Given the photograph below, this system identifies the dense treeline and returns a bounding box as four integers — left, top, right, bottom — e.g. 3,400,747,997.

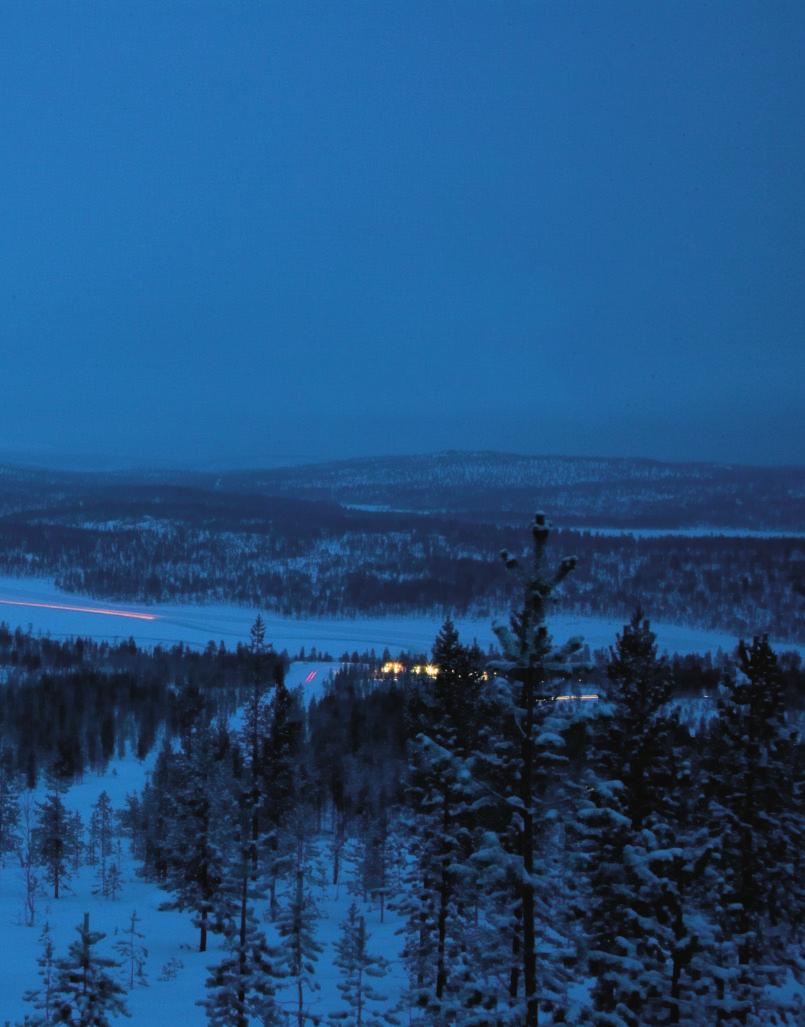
0,501,801,640
214,452,805,530
0,629,287,788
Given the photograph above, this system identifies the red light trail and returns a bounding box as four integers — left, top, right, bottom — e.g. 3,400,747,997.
0,599,157,622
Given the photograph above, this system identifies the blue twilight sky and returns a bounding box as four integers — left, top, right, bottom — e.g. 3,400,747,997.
0,1,803,469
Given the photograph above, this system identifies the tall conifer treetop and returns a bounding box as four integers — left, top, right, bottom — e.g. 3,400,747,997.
488,512,583,1027
492,511,581,687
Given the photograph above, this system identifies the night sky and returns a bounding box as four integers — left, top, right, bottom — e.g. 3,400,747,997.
0,2,802,468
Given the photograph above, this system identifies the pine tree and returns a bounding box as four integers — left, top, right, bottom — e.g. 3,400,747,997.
201,759,284,1027
19,793,39,928
261,667,301,921
0,764,21,865
483,513,582,1026
89,793,114,899
397,736,477,1024
105,862,122,901
35,794,71,900
703,635,804,1025
23,921,57,1026
277,866,323,1027
350,810,396,923
113,911,147,990
577,610,716,1026
329,903,390,1027
160,719,229,952
429,618,484,756
135,742,175,884
200,858,283,1027
242,614,272,874
396,621,487,1022
66,813,83,874
51,912,129,1026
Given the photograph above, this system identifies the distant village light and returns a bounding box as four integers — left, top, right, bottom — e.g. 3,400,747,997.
379,661,438,677
377,660,596,699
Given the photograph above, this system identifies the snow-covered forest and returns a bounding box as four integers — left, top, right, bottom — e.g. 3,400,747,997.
0,514,801,1026
0,462,801,644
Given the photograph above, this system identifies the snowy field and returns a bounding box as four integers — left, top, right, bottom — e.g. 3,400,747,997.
0,575,800,660
0,803,405,1025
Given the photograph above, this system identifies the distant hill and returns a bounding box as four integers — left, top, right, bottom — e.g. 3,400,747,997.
0,450,802,529
0,454,801,640
211,451,805,530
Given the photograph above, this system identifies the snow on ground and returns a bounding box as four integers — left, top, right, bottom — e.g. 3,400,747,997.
284,660,339,703
0,817,405,1025
0,575,800,659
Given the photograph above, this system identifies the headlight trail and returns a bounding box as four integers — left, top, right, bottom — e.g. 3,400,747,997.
0,598,158,622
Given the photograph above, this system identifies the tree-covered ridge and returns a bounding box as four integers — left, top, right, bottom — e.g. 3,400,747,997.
0,507,801,640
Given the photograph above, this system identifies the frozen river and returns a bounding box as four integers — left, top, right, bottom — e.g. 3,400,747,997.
0,574,801,659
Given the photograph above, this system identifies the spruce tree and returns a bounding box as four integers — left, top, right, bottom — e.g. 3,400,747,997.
160,719,229,952
703,635,803,1025
329,903,390,1027
51,913,129,1026
277,865,323,1027
200,856,283,1027
350,809,396,923
484,513,581,1026
261,667,301,920
397,620,485,1022
23,921,57,1026
397,734,477,1024
202,763,283,1027
113,911,147,990
429,618,484,757
578,610,715,1026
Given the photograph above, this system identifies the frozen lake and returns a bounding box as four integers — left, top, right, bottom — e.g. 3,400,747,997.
0,574,801,659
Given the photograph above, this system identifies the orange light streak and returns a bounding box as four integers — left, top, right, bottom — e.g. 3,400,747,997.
0,599,157,622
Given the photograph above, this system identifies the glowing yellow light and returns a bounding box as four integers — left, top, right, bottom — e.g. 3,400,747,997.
0,599,158,622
